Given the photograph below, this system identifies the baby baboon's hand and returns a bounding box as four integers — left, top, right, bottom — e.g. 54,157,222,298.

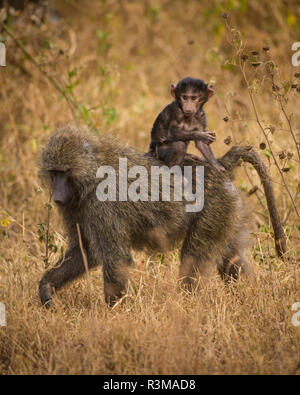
195,131,216,145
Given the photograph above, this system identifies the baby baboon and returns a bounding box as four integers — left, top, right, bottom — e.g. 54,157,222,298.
39,127,286,308
147,77,225,172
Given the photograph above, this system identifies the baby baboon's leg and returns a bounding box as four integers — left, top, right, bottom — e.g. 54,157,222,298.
102,253,133,307
157,141,186,167
39,246,90,308
217,248,251,282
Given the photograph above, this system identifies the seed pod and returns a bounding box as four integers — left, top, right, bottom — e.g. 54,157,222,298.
262,46,270,52
259,143,266,150
269,126,276,134
224,136,232,145
223,116,229,122
282,167,290,173
241,54,248,61
252,62,261,67
248,185,259,196
251,51,259,55
295,73,300,78
291,84,297,89
278,150,286,160
287,151,293,159
272,85,280,91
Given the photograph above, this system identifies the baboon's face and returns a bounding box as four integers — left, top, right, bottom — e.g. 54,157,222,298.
50,170,73,206
178,90,204,117
170,79,215,117
40,129,100,204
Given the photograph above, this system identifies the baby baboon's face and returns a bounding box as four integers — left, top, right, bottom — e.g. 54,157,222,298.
170,77,215,117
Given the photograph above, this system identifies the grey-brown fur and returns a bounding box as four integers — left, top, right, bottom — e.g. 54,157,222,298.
146,77,225,172
38,126,286,307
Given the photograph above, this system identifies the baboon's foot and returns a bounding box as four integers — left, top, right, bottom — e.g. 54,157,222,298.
39,279,53,309
179,255,198,293
179,276,197,294
104,282,127,308
218,253,253,283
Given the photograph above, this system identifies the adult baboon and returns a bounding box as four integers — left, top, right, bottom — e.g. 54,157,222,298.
38,126,286,307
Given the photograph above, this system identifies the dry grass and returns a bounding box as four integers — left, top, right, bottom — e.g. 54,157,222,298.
0,0,300,374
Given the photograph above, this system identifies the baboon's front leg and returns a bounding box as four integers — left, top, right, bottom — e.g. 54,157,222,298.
39,246,88,308
102,255,133,307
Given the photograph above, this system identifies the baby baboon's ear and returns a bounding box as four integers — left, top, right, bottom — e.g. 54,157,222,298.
170,84,176,98
207,84,215,97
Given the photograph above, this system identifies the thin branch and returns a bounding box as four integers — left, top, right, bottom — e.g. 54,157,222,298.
44,193,52,269
243,73,300,219
76,223,94,294
283,189,299,225
223,17,300,220
278,96,300,162
1,23,99,131
1,23,78,121
76,223,89,278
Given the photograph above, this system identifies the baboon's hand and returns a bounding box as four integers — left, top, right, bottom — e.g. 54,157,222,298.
195,131,216,145
39,279,53,309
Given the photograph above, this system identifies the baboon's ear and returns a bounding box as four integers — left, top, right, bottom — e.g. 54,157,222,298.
170,84,176,98
83,140,92,154
207,84,215,97
83,140,90,149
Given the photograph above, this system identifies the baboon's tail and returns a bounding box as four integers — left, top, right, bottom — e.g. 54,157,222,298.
219,145,287,259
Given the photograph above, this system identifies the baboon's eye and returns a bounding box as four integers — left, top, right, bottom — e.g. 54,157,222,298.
191,96,197,101
49,170,70,180
182,95,188,100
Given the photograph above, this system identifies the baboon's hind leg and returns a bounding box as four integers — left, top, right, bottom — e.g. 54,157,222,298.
217,248,251,282
179,235,217,293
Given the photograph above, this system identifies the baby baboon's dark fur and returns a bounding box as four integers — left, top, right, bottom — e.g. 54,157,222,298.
39,127,286,307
